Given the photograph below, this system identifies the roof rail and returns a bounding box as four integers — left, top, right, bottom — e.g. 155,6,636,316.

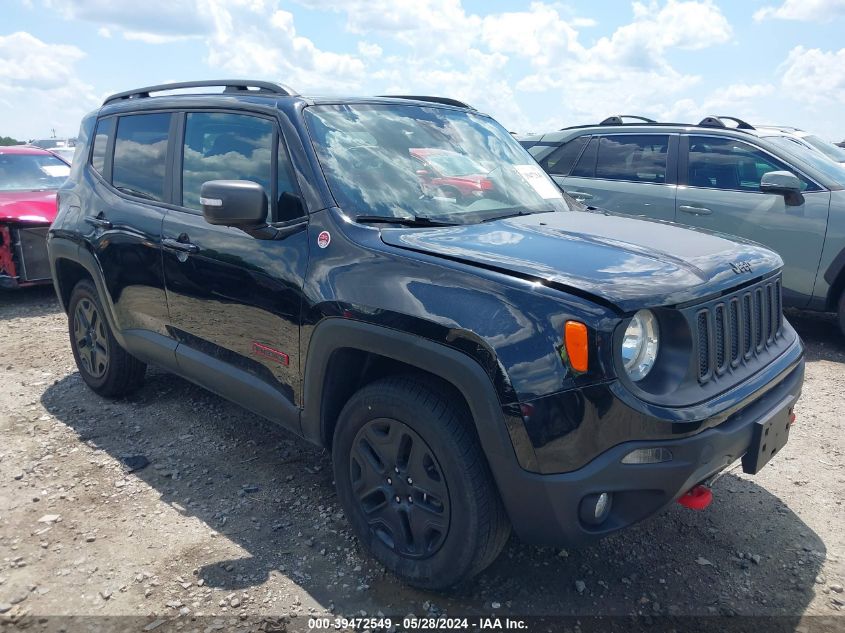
378,95,474,109
599,115,657,125
698,115,755,130
103,80,299,105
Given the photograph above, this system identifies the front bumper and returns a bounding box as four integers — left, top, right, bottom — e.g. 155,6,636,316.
497,338,804,547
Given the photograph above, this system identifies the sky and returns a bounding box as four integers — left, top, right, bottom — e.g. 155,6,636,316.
2,0,845,141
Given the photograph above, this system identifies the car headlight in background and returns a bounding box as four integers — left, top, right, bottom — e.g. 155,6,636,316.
621,309,659,381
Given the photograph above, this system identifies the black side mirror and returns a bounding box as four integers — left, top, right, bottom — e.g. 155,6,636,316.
201,180,267,227
760,171,804,206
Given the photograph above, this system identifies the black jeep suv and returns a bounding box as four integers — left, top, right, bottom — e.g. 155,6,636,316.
48,80,805,590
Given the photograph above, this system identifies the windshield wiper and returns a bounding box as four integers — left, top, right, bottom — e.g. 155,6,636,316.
115,186,158,202
355,215,458,227
479,209,541,223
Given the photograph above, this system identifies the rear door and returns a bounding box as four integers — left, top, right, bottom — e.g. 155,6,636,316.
85,112,173,349
161,110,308,428
556,133,678,221
677,135,830,307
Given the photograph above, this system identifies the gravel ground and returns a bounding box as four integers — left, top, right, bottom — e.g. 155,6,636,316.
1,287,844,631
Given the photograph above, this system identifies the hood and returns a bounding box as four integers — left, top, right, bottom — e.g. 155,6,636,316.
0,190,58,224
379,210,783,312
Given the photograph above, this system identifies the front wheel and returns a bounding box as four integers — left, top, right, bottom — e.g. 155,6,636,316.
68,279,146,397
332,376,510,590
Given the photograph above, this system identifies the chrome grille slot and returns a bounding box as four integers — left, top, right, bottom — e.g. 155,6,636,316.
695,276,784,384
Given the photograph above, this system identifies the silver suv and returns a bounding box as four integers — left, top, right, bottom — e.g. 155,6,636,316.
521,115,845,335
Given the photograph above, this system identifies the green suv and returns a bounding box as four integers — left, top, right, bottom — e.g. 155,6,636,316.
522,115,845,336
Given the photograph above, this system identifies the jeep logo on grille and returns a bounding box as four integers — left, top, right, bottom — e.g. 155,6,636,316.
730,261,753,275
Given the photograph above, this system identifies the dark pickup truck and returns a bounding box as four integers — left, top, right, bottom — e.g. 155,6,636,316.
48,80,804,590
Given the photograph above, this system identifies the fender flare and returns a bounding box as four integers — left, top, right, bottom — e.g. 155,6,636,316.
49,237,128,349
823,245,845,310
300,317,538,477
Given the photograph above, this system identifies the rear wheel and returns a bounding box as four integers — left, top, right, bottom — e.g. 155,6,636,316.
332,376,510,590
68,280,146,397
839,290,845,338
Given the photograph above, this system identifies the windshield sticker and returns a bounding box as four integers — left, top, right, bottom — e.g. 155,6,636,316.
514,164,562,199
41,165,70,178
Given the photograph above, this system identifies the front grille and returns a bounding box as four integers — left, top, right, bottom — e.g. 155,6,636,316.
16,227,51,281
695,277,782,383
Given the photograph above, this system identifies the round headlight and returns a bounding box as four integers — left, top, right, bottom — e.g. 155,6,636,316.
621,310,659,381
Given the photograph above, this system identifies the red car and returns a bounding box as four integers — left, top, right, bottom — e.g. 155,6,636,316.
0,146,70,288
410,148,493,200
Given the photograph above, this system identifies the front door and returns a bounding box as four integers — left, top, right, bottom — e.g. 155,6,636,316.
161,111,308,426
677,135,830,307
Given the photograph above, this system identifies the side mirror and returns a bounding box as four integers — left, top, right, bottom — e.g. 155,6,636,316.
201,180,267,227
760,171,804,206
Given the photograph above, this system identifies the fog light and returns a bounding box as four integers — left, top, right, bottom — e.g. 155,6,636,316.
580,492,612,525
621,447,673,464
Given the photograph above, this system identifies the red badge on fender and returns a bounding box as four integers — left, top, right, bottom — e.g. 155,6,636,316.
317,231,331,248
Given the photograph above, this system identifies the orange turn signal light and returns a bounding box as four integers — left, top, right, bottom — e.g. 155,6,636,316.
564,321,589,373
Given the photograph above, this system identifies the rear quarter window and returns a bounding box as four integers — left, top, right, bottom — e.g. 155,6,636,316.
91,117,115,176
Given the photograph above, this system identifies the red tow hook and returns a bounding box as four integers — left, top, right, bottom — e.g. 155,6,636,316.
677,484,713,510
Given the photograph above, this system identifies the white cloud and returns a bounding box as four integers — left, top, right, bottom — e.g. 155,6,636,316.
754,0,845,22
97,26,111,38
42,0,215,36
0,31,98,138
779,46,845,104
357,41,383,58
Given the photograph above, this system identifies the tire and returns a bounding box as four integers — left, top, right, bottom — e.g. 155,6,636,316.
839,290,845,339
68,279,146,397
332,375,511,590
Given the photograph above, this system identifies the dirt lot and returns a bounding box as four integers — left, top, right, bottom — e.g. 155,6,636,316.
1,287,844,631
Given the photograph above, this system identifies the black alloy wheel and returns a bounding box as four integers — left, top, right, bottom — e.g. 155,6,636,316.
73,296,109,378
350,417,451,558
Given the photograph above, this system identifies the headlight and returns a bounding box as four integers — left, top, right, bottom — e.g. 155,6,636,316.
621,309,659,381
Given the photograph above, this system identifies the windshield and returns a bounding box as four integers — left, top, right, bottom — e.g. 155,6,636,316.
803,134,845,163
0,153,70,192
764,136,845,186
305,103,572,223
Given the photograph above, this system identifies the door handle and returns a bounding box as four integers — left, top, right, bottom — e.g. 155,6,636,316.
162,237,199,254
85,215,112,230
678,205,712,216
566,191,593,200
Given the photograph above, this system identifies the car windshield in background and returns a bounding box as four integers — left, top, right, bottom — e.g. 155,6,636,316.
0,153,70,192
304,103,572,224
765,136,845,186
802,135,845,163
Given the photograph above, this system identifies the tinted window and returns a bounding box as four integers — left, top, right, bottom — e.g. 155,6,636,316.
596,135,668,183
688,136,811,192
182,112,275,213
91,117,114,176
112,113,171,201
540,136,589,175
571,136,598,177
